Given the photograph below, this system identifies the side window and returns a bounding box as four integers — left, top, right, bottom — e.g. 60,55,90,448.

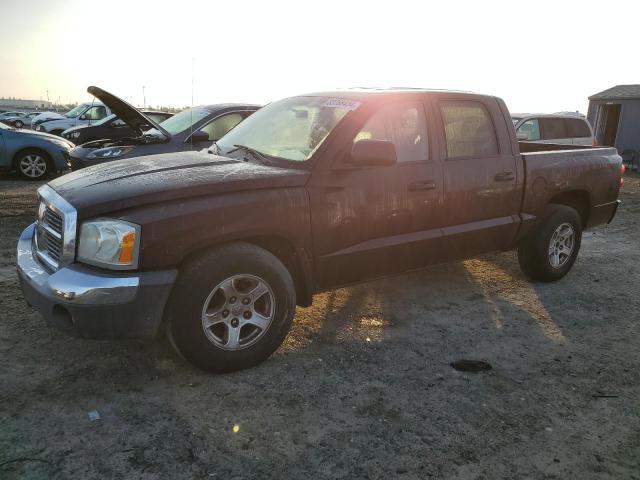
566,118,591,138
440,101,498,158
84,106,107,120
540,118,567,139
199,113,244,141
517,119,541,140
354,103,428,163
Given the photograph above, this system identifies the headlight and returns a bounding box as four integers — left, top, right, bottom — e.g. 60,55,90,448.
87,146,134,159
67,131,81,139
77,219,140,270
35,125,43,131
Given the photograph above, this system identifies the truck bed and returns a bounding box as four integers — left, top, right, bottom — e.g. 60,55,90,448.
517,141,621,233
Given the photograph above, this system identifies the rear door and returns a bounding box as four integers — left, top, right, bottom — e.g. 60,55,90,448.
309,98,444,289
435,95,520,257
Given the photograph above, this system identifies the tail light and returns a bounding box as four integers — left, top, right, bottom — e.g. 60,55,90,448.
620,163,626,188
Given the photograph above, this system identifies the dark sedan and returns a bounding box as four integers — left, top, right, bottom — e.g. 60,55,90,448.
68,87,259,170
62,111,173,145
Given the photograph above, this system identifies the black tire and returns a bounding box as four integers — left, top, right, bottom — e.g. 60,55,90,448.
167,243,296,373
518,204,582,282
13,120,24,128
15,149,51,180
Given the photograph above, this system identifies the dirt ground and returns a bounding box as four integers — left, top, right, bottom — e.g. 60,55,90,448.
1,172,639,480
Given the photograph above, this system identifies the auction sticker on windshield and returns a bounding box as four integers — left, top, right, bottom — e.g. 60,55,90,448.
322,98,361,110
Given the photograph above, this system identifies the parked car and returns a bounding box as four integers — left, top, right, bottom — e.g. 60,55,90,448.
0,111,23,120
61,111,174,145
2,111,40,128
17,89,623,373
512,114,594,145
31,102,112,136
0,121,74,179
67,86,259,169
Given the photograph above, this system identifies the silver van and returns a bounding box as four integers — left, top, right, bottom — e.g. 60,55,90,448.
512,114,593,145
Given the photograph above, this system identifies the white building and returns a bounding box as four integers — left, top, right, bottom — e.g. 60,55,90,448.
0,98,53,110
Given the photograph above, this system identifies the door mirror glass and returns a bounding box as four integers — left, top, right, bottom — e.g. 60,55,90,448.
190,130,210,143
349,140,397,167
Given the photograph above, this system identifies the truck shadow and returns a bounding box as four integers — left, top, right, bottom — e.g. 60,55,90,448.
285,251,568,356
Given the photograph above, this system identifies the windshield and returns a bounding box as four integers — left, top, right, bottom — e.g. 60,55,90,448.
65,104,87,118
217,96,356,162
158,107,211,135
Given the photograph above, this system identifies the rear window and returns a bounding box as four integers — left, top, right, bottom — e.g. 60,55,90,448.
566,118,591,138
440,101,498,158
540,118,567,139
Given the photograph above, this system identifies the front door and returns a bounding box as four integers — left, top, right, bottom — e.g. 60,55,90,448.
309,100,444,290
436,97,520,259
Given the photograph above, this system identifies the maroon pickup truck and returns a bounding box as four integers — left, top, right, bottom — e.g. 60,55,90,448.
17,89,624,372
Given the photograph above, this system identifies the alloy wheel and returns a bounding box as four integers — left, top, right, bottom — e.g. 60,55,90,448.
19,154,47,179
548,222,575,268
201,274,275,350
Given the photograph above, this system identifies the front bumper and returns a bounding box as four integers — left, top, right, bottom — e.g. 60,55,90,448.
16,223,177,339
51,148,73,171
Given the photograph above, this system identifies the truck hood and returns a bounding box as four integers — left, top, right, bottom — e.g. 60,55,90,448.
48,151,310,218
87,86,169,139
32,112,65,123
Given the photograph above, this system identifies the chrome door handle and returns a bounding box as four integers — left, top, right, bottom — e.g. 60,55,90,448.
408,180,436,191
494,172,515,182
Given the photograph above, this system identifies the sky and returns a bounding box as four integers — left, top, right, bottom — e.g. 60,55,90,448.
0,0,637,114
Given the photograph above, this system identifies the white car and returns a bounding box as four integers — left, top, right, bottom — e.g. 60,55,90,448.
512,114,594,146
0,111,39,128
31,102,112,136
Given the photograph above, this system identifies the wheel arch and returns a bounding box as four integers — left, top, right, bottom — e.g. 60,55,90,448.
12,147,53,171
178,235,314,308
548,190,590,227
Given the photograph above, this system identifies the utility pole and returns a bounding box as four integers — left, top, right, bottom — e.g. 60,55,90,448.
46,90,50,104
142,86,146,108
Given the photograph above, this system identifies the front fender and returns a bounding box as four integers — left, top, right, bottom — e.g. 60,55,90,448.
111,187,313,272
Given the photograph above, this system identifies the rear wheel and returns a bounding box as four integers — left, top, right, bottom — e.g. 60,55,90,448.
518,204,582,282
13,120,24,128
15,149,51,180
167,243,296,373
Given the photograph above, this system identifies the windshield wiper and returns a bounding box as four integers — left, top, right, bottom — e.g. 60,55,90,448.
227,144,272,165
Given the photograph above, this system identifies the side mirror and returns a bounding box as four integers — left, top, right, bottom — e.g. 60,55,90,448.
190,131,210,143
516,132,528,141
348,139,397,167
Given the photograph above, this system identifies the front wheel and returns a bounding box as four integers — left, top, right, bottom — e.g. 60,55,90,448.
518,204,582,282
13,120,24,128
15,149,51,180
167,243,296,373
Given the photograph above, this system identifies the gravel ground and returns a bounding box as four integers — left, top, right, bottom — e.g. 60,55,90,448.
1,172,639,479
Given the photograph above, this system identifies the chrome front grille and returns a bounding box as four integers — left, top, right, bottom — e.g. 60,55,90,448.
44,208,63,233
38,206,63,264
34,185,77,271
